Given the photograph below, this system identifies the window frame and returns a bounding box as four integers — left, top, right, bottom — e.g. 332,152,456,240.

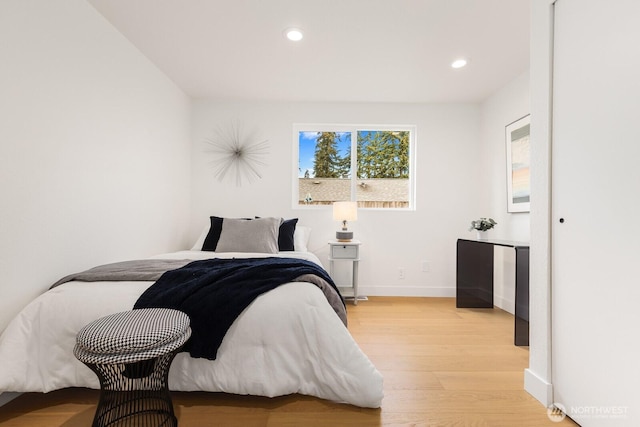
292,123,417,211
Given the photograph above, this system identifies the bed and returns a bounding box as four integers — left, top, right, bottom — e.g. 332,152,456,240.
0,217,384,408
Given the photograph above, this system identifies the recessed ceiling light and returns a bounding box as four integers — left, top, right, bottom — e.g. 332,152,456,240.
451,58,468,69
285,28,304,42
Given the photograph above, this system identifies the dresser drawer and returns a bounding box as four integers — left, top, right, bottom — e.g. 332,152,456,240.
331,244,358,259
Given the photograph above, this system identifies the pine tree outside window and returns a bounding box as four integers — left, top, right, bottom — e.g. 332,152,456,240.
294,124,416,209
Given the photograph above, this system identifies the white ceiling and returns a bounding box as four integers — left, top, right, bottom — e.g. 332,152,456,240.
88,0,530,104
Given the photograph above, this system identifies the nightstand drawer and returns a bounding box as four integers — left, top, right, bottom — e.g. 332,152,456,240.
331,244,358,259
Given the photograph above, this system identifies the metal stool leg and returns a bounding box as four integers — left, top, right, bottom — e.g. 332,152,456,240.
86,349,180,427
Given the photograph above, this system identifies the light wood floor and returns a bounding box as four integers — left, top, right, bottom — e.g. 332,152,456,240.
0,297,577,426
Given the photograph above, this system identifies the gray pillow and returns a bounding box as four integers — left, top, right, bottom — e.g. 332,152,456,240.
215,217,280,253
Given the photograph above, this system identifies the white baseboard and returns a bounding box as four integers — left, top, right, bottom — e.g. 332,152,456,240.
0,392,21,407
524,368,553,407
357,286,455,297
494,296,515,315
357,288,515,309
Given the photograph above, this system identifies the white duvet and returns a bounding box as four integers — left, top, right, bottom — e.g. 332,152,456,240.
0,251,383,408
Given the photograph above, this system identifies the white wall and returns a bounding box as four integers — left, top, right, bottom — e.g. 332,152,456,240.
479,71,531,313
0,0,192,331
190,100,482,296
480,71,531,243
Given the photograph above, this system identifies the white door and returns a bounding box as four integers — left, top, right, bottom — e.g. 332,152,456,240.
552,1,640,426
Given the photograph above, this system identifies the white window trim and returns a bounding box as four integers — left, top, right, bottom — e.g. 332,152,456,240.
292,123,417,211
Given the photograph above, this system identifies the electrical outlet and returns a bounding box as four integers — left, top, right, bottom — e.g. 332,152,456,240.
421,261,430,272
398,268,405,279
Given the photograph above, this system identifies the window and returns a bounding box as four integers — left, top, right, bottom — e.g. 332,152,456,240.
294,124,416,209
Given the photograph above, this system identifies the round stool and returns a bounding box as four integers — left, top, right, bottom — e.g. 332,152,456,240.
74,308,191,427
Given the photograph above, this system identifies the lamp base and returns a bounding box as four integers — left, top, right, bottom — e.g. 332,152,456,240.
336,231,353,241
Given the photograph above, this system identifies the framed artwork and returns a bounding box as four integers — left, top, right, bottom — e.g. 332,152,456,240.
505,114,530,213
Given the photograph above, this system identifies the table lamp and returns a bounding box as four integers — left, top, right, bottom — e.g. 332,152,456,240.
333,201,357,241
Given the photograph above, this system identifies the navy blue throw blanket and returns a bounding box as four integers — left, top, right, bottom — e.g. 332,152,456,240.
134,257,343,360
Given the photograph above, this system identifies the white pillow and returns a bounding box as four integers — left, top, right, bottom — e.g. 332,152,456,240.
293,225,312,252
215,217,280,253
191,225,210,251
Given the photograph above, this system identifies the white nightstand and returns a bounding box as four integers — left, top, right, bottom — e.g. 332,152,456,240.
328,240,361,305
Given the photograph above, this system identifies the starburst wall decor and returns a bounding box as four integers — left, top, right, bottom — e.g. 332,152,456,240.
204,121,269,186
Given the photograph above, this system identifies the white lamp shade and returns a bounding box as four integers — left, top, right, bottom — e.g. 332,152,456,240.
333,201,358,222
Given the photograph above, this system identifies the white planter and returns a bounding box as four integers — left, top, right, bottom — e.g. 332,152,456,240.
476,230,488,240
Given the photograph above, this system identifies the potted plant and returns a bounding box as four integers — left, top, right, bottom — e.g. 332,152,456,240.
469,217,497,240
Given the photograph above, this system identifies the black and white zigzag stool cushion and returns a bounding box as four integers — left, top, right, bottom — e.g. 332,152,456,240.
74,308,191,365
